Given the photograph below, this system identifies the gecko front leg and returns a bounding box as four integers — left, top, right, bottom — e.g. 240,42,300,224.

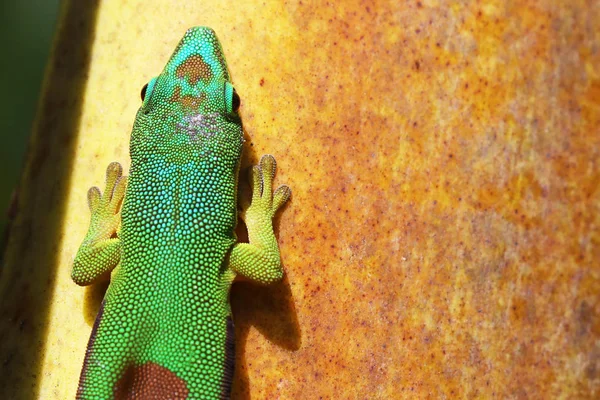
228,155,291,284
72,162,127,286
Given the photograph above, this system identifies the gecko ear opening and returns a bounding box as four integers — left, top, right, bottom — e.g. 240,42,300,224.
225,82,241,114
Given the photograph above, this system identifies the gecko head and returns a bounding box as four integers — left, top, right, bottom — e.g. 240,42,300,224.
131,27,244,164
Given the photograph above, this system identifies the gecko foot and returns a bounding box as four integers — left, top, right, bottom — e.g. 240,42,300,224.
87,162,128,239
246,155,291,222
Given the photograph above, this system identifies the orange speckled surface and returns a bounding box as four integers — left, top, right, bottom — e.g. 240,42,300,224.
231,0,600,398
0,0,598,399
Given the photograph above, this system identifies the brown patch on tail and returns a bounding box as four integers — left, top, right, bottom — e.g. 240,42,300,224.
220,316,236,399
114,362,189,399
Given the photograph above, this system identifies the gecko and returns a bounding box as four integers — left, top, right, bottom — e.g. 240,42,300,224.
72,27,291,399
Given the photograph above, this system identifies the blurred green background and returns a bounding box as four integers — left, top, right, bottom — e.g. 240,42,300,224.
0,1,61,232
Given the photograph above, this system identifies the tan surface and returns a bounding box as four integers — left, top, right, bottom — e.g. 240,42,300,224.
0,0,598,398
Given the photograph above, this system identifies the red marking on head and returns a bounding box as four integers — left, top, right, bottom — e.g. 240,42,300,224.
176,54,212,85
114,361,189,399
170,86,207,111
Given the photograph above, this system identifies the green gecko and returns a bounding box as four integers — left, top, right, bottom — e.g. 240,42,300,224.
72,27,290,399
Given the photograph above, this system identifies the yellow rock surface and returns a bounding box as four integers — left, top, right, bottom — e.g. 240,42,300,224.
0,0,598,398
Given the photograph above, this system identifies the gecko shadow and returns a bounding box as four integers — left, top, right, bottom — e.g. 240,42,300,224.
230,273,301,400
228,151,300,399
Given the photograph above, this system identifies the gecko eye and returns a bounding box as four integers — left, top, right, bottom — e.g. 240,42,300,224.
140,83,149,101
231,89,241,112
140,77,157,113
225,82,240,114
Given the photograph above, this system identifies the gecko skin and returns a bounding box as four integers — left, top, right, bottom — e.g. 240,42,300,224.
72,27,290,399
